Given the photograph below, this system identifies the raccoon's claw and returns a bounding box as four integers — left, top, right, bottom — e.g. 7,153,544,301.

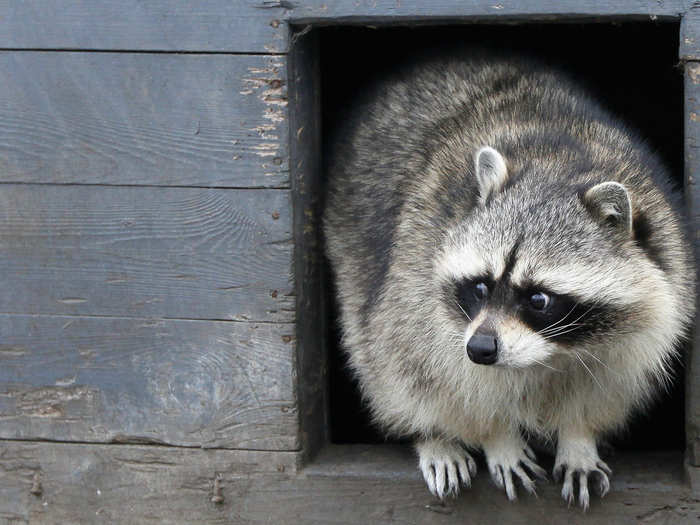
553,460,611,510
483,436,547,501
416,439,476,499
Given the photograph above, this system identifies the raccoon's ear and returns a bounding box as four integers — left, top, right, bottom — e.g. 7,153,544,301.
474,146,508,204
583,181,633,237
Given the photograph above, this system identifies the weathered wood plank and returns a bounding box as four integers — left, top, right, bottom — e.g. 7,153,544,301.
0,315,297,449
681,6,700,61
685,62,700,467
0,1,287,53
0,0,688,55
0,442,696,524
0,185,293,322
288,0,687,24
0,53,288,188
0,442,299,525
288,30,327,461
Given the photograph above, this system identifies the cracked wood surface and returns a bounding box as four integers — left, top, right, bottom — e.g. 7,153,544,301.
0,315,297,449
0,53,288,188
0,442,697,524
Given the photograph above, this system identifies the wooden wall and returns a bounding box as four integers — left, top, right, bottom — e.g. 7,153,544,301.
0,1,698,523
0,3,299,522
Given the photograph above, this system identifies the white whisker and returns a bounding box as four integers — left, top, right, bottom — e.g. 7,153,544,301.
536,302,579,335
540,324,588,341
539,322,585,336
531,358,562,372
578,347,620,377
573,351,606,393
453,299,472,322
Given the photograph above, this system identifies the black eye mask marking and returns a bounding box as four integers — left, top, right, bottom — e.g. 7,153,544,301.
516,287,613,345
448,275,616,345
453,276,495,320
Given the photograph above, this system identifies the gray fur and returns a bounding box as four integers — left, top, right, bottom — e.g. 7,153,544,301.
323,53,695,508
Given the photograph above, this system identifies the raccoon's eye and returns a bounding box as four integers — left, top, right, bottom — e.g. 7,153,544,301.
529,292,550,311
475,282,489,300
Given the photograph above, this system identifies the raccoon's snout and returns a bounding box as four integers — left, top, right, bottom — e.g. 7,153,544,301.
466,333,498,365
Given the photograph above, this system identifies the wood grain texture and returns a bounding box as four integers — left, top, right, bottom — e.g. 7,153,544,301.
0,184,293,321
681,6,700,61
0,442,697,524
288,30,327,462
0,315,297,449
0,53,288,188
0,1,288,53
0,442,299,525
685,62,700,466
0,1,688,55
288,0,687,24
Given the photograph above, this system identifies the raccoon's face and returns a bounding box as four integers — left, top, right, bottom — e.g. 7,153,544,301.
452,274,598,366
434,147,677,369
443,244,621,368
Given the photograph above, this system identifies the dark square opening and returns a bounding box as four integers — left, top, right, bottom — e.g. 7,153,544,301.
319,21,685,451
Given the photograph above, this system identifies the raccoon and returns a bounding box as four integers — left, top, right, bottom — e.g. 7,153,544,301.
323,52,695,509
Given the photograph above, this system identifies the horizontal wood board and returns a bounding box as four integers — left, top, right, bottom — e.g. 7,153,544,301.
288,0,687,24
0,184,293,321
0,0,288,53
0,53,288,188
0,315,297,449
685,62,700,466
0,1,690,54
0,443,697,524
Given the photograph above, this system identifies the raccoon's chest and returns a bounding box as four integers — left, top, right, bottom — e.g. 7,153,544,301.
515,373,570,431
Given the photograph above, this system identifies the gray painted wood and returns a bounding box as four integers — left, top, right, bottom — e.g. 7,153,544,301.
0,442,697,524
0,185,293,322
288,0,688,24
0,1,288,53
685,62,700,467
0,53,288,188
0,1,689,55
0,315,297,449
681,6,700,61
288,29,327,462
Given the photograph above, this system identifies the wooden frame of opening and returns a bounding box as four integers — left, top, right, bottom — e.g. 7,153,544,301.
290,3,700,521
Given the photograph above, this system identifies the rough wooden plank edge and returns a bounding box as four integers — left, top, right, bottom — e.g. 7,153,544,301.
288,28,328,465
286,0,687,25
1,442,698,524
685,62,700,468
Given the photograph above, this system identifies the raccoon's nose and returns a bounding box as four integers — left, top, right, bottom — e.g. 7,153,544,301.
466,334,498,365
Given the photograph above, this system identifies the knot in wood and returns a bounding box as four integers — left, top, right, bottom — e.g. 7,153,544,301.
210,476,224,504
30,472,43,496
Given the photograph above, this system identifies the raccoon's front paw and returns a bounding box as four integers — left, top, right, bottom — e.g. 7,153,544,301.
554,438,611,510
482,435,548,501
416,439,477,499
